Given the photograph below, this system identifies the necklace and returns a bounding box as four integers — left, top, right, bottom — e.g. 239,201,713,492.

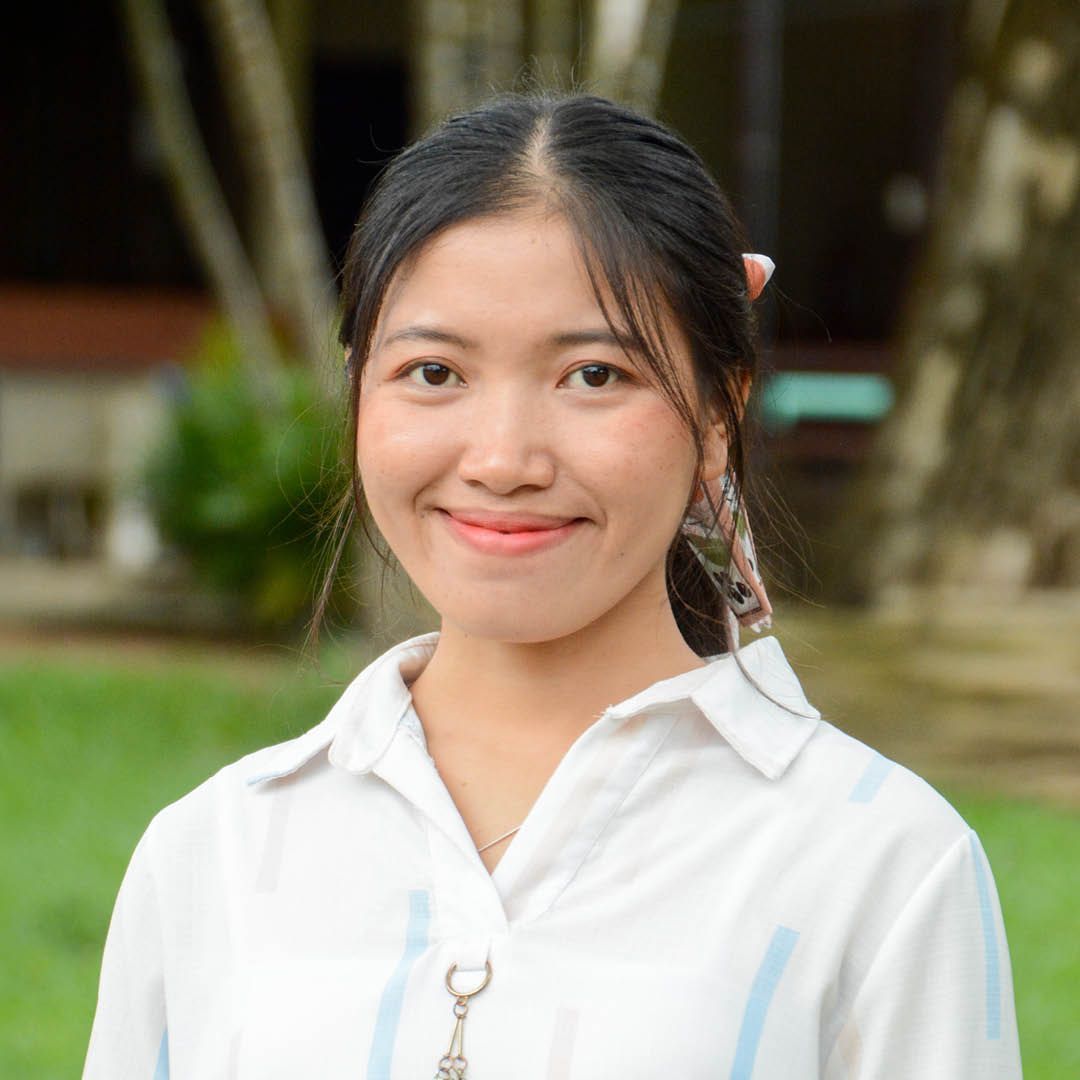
476,823,522,853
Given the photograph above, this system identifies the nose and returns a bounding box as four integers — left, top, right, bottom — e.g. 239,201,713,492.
456,389,557,495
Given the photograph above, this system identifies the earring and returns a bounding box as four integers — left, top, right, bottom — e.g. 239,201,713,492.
679,252,775,639
681,471,772,634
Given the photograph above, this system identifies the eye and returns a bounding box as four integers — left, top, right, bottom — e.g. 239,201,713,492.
565,363,625,389
402,362,463,388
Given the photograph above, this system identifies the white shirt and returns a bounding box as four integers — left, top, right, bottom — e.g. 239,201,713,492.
84,631,1022,1079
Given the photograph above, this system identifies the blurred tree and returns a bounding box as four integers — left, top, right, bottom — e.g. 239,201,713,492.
147,322,346,631
587,0,679,114
201,0,335,368
839,0,1080,599
120,0,350,632
120,0,283,399
413,0,472,132
531,0,578,90
119,0,334,377
411,0,679,134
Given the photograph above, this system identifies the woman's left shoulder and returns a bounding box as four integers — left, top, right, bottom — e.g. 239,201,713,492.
787,718,980,874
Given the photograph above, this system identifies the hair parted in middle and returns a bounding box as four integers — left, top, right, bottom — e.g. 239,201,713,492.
320,89,765,657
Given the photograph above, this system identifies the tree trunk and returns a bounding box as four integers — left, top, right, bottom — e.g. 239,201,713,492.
250,0,315,322
530,0,579,90
411,1,678,137
587,0,678,115
412,0,474,134
587,0,647,100
622,0,679,115
200,0,335,370
839,0,1080,600
119,0,283,400
474,0,526,94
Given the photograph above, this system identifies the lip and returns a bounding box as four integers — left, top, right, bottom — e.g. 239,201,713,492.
437,508,586,555
442,509,579,531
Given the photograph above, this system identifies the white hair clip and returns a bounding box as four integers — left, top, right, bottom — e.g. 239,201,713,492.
742,254,775,300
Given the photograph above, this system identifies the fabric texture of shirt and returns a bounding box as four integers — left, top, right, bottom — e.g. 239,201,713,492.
84,631,1023,1079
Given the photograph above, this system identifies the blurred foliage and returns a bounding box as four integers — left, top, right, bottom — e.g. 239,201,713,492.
146,322,351,631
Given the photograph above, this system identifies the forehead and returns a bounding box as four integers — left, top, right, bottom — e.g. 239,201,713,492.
373,210,687,359
378,211,599,327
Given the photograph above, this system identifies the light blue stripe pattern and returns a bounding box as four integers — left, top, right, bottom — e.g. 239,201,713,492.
730,925,800,1080
153,1027,169,1080
969,833,1001,1039
367,890,432,1079
848,752,894,803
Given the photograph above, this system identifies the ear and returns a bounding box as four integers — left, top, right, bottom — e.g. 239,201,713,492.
700,370,752,483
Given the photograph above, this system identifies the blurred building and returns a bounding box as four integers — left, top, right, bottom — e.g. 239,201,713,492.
1,0,958,618
0,288,209,564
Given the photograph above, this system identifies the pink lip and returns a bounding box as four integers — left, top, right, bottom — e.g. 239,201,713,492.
438,509,585,555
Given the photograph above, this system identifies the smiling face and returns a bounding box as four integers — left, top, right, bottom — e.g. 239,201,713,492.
354,209,728,645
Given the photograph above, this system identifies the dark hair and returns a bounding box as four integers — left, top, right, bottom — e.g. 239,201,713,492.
314,90,761,656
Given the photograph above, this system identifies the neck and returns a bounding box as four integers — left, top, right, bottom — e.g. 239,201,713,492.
407,579,704,749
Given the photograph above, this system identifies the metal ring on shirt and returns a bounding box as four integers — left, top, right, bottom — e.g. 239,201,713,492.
445,960,492,997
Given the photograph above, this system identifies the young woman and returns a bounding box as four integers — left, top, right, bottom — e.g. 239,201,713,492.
85,92,1022,1079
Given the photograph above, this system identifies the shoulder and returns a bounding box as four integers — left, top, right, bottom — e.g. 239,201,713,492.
783,728,1021,1071
137,725,326,859
133,632,435,865
136,672,359,873
796,718,971,838
699,633,976,885
780,718,975,884
772,720,988,964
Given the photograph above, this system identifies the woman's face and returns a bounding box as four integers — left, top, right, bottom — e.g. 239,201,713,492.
355,209,728,644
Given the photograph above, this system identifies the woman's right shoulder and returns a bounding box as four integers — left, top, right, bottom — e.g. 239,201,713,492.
136,719,333,858
135,670,364,867
134,634,426,860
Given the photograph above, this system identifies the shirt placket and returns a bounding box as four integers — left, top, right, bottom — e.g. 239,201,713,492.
371,722,509,944
369,725,507,1076
368,700,686,1076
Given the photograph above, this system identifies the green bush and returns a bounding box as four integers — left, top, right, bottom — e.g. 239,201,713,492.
146,324,351,630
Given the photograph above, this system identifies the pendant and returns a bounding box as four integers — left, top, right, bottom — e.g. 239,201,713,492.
434,960,492,1080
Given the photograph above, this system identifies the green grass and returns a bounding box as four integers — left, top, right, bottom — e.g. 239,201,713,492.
0,643,1076,1077
0,650,341,1078
942,790,1080,1077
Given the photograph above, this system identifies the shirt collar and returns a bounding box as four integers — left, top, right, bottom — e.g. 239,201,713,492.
245,631,820,787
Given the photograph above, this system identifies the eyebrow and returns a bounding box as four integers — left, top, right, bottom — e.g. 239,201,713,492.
551,328,630,349
378,323,632,352
379,325,477,350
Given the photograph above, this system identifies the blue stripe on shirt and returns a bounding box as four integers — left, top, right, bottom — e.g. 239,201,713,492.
848,752,894,803
969,832,1002,1039
153,1027,169,1080
367,889,432,1079
730,925,800,1080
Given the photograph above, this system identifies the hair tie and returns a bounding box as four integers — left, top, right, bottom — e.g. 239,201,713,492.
742,253,775,301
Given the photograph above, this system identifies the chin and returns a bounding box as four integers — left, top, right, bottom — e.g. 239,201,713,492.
432,595,607,645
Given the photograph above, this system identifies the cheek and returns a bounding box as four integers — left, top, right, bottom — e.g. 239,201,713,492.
355,399,444,505
616,408,698,509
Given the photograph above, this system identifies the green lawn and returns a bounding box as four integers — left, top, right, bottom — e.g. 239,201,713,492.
0,649,343,1078
1,641,1076,1077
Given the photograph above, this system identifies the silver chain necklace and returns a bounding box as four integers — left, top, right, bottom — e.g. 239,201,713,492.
475,823,522,853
